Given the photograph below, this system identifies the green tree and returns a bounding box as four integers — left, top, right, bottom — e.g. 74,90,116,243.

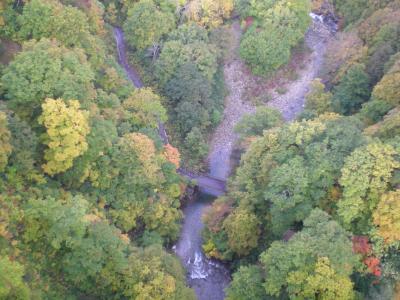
233,115,365,236
62,221,130,296
0,256,30,299
260,209,358,298
337,142,400,233
239,0,310,75
17,0,106,68
287,257,355,300
0,112,12,172
333,0,368,25
18,0,90,47
235,107,282,138
122,88,167,129
358,99,393,126
164,63,213,135
183,127,208,166
156,40,218,87
1,39,94,121
6,113,44,185
222,208,260,256
123,0,175,51
332,64,371,115
38,98,90,175
371,58,400,106
60,118,118,188
240,26,291,76
226,265,266,300
303,79,333,117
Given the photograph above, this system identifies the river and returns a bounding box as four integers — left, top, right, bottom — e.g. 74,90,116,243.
114,13,336,299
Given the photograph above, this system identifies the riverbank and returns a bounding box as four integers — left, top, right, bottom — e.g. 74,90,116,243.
208,15,336,182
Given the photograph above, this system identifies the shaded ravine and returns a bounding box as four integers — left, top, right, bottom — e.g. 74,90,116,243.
114,14,335,299
114,27,226,197
113,26,230,300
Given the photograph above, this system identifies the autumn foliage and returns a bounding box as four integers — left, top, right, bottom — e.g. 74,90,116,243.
163,144,181,168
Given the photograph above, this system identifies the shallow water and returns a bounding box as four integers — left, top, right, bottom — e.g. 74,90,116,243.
174,196,230,300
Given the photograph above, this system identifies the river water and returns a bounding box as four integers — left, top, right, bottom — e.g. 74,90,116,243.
114,13,335,299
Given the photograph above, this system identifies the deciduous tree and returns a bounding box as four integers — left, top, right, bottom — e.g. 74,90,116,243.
373,190,400,244
0,112,12,172
38,98,90,175
123,0,175,51
338,142,400,233
1,39,94,121
222,208,260,256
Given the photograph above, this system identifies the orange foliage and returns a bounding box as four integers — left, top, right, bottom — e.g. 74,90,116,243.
353,236,381,277
364,257,382,277
163,144,181,169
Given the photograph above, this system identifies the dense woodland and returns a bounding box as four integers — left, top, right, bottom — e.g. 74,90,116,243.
0,0,400,299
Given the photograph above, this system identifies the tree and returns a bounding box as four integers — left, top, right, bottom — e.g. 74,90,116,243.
303,79,333,117
226,265,266,300
240,26,291,76
62,221,131,296
260,209,358,298
164,63,213,135
38,99,90,175
287,257,355,300
60,118,118,188
167,23,209,44
122,88,167,129
373,190,400,244
163,144,181,168
333,0,368,25
232,115,365,236
358,99,393,126
183,127,208,166
239,0,311,75
1,39,94,121
371,58,400,106
0,112,12,172
222,208,260,256
0,256,30,299
17,0,106,68
6,113,44,185
18,0,90,47
337,142,400,233
332,64,371,115
234,107,282,138
156,40,218,87
185,0,234,28
123,0,175,51
364,107,400,140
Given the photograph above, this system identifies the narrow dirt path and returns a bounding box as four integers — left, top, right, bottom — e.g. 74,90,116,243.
208,16,335,178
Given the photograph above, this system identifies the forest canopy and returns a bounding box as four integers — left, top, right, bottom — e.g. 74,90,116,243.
1,0,400,299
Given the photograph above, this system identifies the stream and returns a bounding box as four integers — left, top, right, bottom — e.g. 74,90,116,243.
114,13,336,299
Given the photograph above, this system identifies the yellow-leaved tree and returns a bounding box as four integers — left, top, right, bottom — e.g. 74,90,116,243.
39,98,90,175
0,111,12,172
373,190,400,244
119,132,160,182
186,0,233,28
